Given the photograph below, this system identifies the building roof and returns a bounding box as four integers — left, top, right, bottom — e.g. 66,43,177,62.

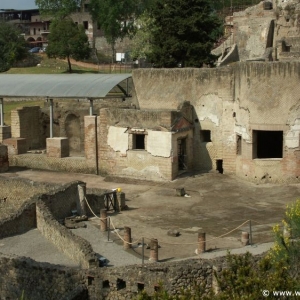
0,74,132,99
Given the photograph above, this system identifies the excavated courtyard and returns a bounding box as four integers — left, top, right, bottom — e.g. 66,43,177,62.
1,168,299,265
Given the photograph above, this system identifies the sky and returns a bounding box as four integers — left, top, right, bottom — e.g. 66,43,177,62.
0,0,38,10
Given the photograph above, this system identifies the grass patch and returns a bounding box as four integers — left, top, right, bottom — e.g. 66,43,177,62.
6,55,99,74
4,101,44,125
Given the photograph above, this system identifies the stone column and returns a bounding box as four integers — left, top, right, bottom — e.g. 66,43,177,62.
149,239,158,262
197,232,206,253
123,226,132,249
77,183,87,216
100,209,107,232
241,231,249,246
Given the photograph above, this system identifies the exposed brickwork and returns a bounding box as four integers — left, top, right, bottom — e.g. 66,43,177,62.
47,137,69,158
3,137,27,155
11,106,41,150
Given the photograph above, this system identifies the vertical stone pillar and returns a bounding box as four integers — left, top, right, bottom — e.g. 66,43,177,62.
241,231,249,246
123,226,132,249
0,144,9,172
149,239,158,262
0,126,11,143
100,209,107,232
197,232,206,253
77,183,87,216
116,192,126,211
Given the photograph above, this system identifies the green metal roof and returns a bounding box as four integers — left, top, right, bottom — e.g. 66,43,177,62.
0,74,132,98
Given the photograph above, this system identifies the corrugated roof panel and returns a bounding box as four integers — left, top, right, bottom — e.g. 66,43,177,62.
0,74,132,98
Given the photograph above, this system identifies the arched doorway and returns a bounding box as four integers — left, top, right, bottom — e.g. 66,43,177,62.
65,114,81,155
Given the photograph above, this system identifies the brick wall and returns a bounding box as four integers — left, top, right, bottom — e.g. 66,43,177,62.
99,108,176,180
11,106,41,150
132,63,300,182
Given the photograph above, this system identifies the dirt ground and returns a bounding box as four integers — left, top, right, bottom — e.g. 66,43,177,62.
1,168,300,262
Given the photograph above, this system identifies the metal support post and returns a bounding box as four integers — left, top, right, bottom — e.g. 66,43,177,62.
49,98,53,138
89,99,93,116
0,98,3,126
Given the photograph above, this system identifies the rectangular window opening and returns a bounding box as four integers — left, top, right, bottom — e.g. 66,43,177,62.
200,130,211,142
253,130,283,159
103,280,110,289
117,278,126,290
83,21,88,30
133,134,145,150
236,135,242,155
137,282,144,291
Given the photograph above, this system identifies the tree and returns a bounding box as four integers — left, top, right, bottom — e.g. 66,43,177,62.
46,18,91,73
0,22,27,72
130,12,153,61
89,0,151,62
148,0,223,68
35,0,82,19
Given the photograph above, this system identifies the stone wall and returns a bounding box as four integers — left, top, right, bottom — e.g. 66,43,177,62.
36,200,98,269
0,253,88,300
9,154,97,174
98,108,181,181
86,259,219,299
11,106,41,150
0,201,36,239
132,63,300,182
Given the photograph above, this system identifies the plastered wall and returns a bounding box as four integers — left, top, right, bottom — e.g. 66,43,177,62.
132,62,300,182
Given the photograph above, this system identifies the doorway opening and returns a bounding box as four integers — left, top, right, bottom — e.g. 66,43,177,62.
178,138,187,171
216,159,223,174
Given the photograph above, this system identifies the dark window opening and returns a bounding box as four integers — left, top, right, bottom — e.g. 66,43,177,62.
103,280,110,288
200,130,211,142
83,21,88,30
117,278,126,290
133,134,145,150
154,285,161,292
87,276,94,286
236,135,242,155
84,3,89,11
137,283,144,291
216,159,223,174
253,130,283,159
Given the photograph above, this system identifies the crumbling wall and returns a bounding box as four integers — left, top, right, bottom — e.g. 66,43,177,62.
0,201,36,239
36,200,98,269
87,260,216,299
234,62,300,182
0,254,88,300
133,68,235,174
132,62,300,182
9,154,96,174
98,108,180,181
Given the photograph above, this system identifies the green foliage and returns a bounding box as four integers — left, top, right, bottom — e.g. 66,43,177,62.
35,0,82,19
214,252,295,299
148,0,223,68
0,22,27,72
130,12,154,60
47,18,91,73
268,199,300,280
89,0,152,60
